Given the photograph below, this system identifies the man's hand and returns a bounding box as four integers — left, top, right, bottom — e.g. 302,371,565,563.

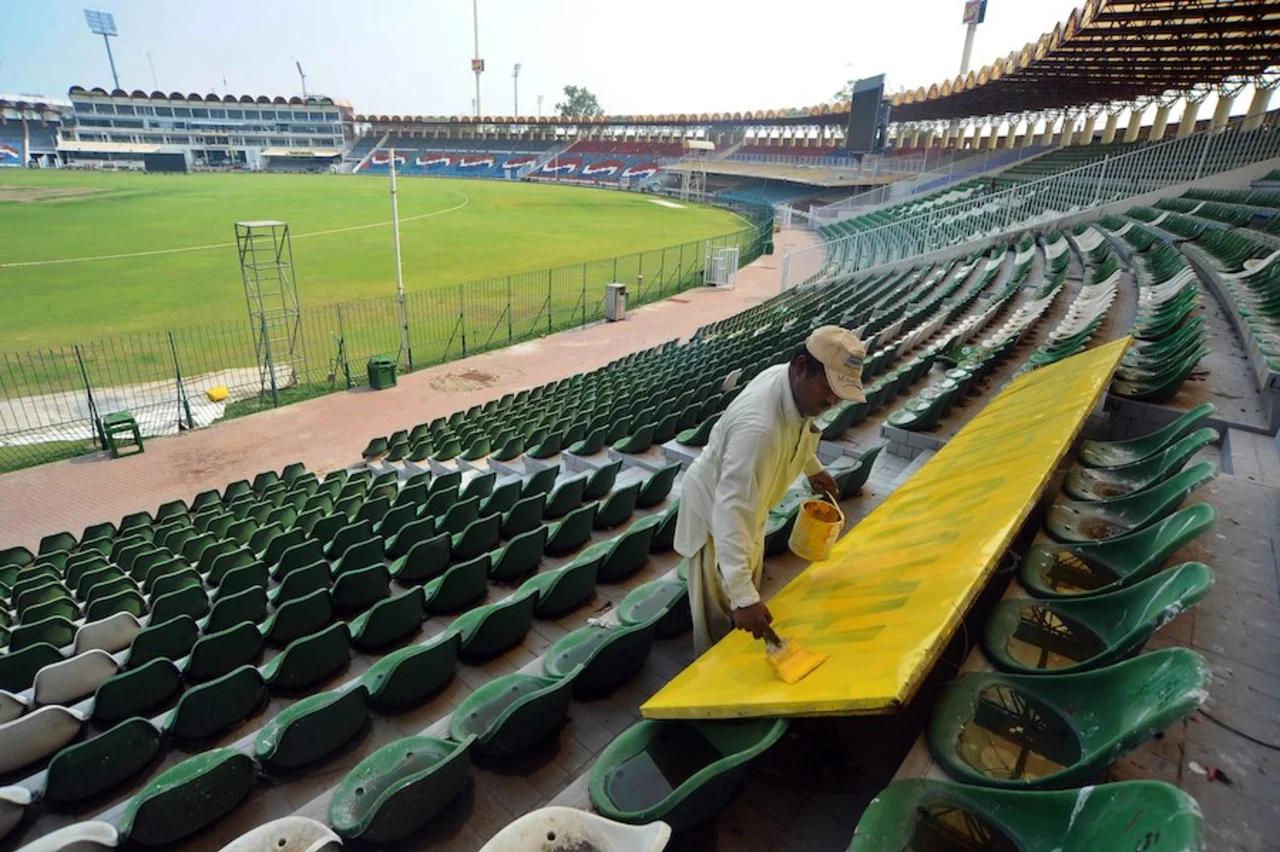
732,602,773,639
808,470,839,501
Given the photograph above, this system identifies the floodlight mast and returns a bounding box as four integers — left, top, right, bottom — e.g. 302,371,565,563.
83,9,121,90
512,63,521,117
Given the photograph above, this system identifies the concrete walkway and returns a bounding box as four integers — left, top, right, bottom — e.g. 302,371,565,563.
0,230,814,551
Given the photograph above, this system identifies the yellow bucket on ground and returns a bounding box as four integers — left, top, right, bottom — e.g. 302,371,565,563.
206,385,229,402
788,496,844,562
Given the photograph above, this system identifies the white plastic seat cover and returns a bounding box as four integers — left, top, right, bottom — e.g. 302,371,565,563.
479,806,671,852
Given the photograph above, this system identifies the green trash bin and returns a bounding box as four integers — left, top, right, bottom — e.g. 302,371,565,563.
367,356,397,390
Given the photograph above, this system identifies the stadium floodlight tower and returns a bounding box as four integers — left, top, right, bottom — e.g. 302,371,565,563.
83,9,121,91
236,221,306,406
959,0,988,75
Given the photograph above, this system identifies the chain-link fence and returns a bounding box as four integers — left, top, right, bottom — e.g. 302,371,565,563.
0,207,769,473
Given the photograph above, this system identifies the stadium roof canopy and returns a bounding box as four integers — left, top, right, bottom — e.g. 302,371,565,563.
891,0,1280,123
67,86,345,109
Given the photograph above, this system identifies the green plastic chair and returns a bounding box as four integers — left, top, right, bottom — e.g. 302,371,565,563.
349,588,426,650
90,657,182,724
254,686,368,769
543,474,588,519
422,554,490,613
183,620,264,682
449,668,579,757
262,588,334,646
597,515,660,581
618,579,692,638
636,462,681,508
584,459,623,500
329,734,475,842
119,747,258,847
450,513,501,561
1045,463,1216,543
203,586,267,633
163,664,267,740
489,526,548,581
149,584,210,624
44,716,161,805
1063,427,1217,501
499,492,544,539
517,556,600,618
545,503,600,555
984,562,1213,675
359,634,460,711
846,779,1204,851
261,622,352,691
522,465,561,499
590,718,789,831
447,591,537,661
593,481,643,530
389,533,452,585
543,620,658,695
927,648,1209,789
331,563,391,613
1077,403,1214,468
126,615,199,668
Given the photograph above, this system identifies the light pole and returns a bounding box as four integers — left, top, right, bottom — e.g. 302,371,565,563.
512,63,521,116
388,148,409,367
537,94,543,120
471,0,483,117
84,9,121,90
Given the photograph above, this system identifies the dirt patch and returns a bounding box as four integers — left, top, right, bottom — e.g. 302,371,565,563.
0,185,108,203
429,368,520,393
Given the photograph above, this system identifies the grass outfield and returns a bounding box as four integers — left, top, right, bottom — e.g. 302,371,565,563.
0,170,742,349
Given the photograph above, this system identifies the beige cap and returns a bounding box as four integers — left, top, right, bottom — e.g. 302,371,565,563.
805,325,867,403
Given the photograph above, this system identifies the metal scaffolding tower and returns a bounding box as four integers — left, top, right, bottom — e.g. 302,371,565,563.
236,221,306,405
680,139,714,202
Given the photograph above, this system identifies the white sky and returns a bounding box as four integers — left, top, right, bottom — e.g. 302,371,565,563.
4,0,1084,116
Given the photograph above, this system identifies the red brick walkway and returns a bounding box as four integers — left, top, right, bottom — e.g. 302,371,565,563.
0,231,814,550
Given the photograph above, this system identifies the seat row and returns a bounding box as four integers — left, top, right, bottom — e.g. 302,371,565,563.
846,404,1220,849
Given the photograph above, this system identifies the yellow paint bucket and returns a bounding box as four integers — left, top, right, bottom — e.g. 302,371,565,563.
788,495,844,562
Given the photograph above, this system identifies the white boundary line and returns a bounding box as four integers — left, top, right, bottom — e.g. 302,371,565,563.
0,191,471,269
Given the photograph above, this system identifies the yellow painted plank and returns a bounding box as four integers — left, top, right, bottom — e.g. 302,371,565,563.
642,338,1130,720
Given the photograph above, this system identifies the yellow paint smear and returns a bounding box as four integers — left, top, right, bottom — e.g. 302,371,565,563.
642,338,1130,719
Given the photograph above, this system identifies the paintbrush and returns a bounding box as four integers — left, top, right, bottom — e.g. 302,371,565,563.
761,625,829,684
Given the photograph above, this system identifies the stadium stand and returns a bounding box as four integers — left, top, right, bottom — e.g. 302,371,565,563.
0,192,1253,847
5,1,1280,848
0,125,24,167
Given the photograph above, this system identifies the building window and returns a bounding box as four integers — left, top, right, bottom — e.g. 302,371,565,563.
116,104,135,115
225,109,242,120
243,110,259,120
174,107,191,117
154,106,173,117
191,108,208,118
208,108,226,119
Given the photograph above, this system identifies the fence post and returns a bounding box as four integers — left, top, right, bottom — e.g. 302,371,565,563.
459,283,468,357
73,344,103,448
581,263,588,327
507,276,514,343
1090,156,1110,209
1193,130,1212,180
168,332,194,429
547,269,553,334
261,312,280,408
336,304,351,388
